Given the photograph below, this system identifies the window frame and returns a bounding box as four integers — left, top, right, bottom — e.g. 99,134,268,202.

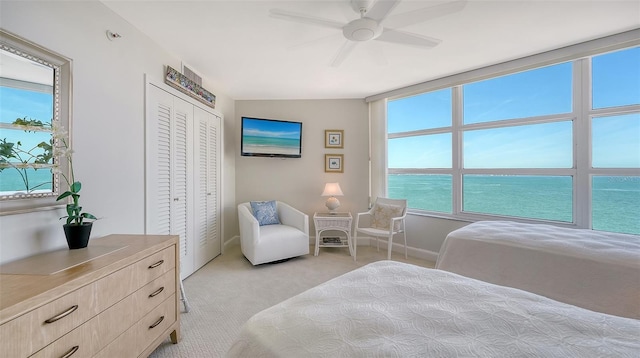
382,45,640,232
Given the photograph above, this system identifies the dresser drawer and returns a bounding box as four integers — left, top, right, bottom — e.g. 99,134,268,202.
96,294,177,358
134,269,176,318
93,326,136,358
29,316,95,358
0,282,98,357
135,246,175,287
30,293,137,358
94,246,175,313
136,294,177,355
29,322,92,358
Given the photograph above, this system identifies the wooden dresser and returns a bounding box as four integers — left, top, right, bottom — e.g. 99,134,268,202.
0,234,180,357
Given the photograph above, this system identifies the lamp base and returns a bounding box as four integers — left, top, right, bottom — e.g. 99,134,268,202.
325,197,341,213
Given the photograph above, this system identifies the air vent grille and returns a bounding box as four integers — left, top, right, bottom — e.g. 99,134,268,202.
182,65,202,86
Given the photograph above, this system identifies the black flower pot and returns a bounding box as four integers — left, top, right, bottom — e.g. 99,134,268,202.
63,222,92,249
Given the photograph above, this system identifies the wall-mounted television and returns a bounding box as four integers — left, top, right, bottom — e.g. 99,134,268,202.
241,116,303,158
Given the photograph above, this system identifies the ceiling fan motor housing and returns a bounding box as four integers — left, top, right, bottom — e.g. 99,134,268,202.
343,17,383,41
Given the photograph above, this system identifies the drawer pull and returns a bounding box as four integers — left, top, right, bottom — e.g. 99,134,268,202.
148,259,164,269
44,305,78,324
60,345,79,358
149,286,165,298
149,316,165,329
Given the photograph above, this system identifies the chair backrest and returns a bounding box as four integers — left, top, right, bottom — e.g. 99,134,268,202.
372,197,407,216
368,197,407,232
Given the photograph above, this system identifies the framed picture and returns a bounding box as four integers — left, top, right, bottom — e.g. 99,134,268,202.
165,65,216,109
325,154,344,173
325,130,344,149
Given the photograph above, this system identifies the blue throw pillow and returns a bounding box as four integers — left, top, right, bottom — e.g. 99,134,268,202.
250,201,281,226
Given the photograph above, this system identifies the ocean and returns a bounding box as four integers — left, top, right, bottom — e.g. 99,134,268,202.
0,168,53,193
1,169,637,235
242,135,300,155
389,174,640,235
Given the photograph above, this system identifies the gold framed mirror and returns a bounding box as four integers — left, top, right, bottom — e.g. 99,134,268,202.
0,29,71,214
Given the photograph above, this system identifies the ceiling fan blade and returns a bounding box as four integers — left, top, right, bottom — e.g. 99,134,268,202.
365,0,401,22
384,0,468,29
269,9,345,30
331,40,358,67
375,29,441,48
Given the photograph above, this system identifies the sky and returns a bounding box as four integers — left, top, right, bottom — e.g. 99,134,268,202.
0,87,53,154
387,46,640,170
242,117,302,139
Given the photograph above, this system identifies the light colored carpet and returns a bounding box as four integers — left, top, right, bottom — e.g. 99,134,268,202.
149,243,435,358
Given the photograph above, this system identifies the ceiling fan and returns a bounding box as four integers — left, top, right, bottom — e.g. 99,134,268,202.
270,0,468,67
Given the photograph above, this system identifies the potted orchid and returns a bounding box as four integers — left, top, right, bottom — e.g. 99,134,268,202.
52,121,97,249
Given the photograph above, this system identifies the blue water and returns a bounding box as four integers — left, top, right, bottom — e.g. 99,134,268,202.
243,135,300,150
0,168,53,192
389,174,640,235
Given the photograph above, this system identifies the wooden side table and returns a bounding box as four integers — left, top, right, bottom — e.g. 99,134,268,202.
314,212,353,259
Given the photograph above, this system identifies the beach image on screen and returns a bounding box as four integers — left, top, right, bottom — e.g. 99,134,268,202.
242,118,301,156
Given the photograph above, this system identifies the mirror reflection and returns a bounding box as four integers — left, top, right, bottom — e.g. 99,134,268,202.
0,30,70,214
0,48,55,196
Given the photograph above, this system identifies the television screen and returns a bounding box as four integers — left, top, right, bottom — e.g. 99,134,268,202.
241,117,303,158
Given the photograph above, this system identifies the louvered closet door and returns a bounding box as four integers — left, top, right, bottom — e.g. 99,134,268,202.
172,96,194,278
146,86,173,237
193,106,221,268
146,84,194,278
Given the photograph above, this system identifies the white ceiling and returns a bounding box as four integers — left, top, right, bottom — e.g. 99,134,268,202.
101,0,640,100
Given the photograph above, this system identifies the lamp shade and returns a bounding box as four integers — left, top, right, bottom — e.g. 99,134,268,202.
321,182,343,197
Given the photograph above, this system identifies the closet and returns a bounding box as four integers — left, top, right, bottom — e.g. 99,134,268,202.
145,80,222,279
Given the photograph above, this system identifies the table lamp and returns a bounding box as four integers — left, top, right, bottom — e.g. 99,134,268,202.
322,182,343,214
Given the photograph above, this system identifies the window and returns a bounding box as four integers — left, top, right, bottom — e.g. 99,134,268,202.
386,46,640,235
388,174,452,213
463,121,573,169
592,176,640,235
389,134,452,169
463,63,573,124
0,87,54,193
463,175,573,222
388,89,451,132
592,46,640,109
592,113,640,168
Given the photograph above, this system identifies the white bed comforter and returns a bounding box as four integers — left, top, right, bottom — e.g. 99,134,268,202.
227,261,640,357
436,221,640,319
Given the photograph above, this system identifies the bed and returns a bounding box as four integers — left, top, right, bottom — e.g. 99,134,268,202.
436,221,640,319
227,260,640,357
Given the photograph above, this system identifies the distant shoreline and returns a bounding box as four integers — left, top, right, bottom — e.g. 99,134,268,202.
243,144,299,155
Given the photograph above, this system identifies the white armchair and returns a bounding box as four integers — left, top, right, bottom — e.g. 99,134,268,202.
238,201,310,265
353,197,408,261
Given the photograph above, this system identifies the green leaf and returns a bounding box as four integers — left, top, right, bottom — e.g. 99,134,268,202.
56,191,72,201
71,181,82,193
81,213,97,220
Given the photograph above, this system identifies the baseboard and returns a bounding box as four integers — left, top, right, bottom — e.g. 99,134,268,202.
223,235,240,254
227,235,437,262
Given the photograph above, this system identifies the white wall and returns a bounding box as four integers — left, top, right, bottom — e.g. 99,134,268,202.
0,0,236,263
0,1,466,265
235,100,370,234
